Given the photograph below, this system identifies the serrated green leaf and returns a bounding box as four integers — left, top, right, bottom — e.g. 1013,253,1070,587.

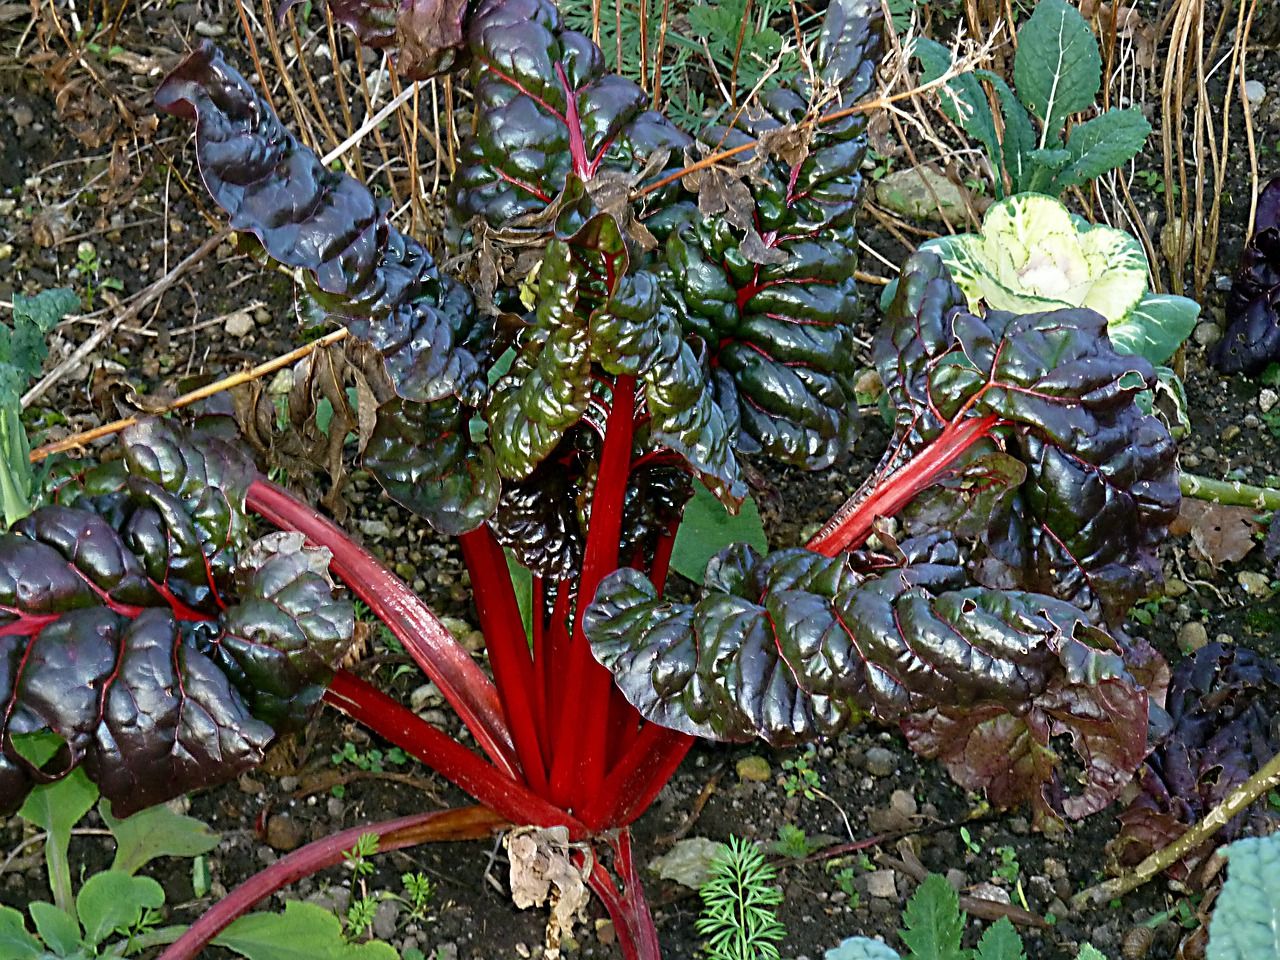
670,485,767,582
1109,293,1200,366
1013,0,1101,146
12,289,79,333
1206,833,1280,960
0,906,42,959
975,71,1036,196
826,937,903,960
1074,946,1109,960
215,901,399,960
975,917,1025,960
101,800,221,876
916,38,1000,183
28,903,81,957
1052,109,1151,193
76,871,164,947
899,874,969,960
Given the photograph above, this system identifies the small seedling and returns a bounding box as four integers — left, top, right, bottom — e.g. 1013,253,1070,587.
781,747,821,800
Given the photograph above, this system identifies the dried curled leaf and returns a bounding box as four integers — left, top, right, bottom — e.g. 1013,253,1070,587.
282,0,469,79
0,421,355,817
1210,179,1280,375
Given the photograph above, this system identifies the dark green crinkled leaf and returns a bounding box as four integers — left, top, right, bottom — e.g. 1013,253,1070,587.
655,0,881,469
872,252,1180,622
450,0,692,238
486,239,592,478
0,421,355,818
155,42,491,408
363,397,501,536
490,450,583,579
586,538,1149,822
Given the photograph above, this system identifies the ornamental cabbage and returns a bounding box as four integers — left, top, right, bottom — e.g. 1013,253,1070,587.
918,193,1200,366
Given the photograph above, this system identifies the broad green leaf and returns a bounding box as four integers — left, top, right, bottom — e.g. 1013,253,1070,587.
28,902,81,957
1024,148,1072,193
504,549,535,643
0,907,42,959
670,485,767,582
101,801,221,876
975,71,1036,195
214,901,399,960
916,38,1001,182
1052,108,1152,193
826,937,902,960
1109,293,1200,366
898,874,968,960
1206,833,1280,960
19,769,99,917
5,288,77,386
1074,947,1109,960
76,871,164,947
976,917,1026,960
12,288,79,334
1013,0,1102,146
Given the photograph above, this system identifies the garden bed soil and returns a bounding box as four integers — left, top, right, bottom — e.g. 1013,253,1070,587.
2,2,1279,958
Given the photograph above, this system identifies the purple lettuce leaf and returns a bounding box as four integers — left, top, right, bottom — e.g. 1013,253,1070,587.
0,421,355,817
1211,178,1280,376
585,537,1150,823
1108,642,1280,878
867,252,1180,623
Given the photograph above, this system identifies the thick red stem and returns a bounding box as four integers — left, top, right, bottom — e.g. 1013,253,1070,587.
581,723,694,832
157,806,507,960
325,671,583,834
550,376,637,808
458,526,549,792
583,830,661,960
806,414,1001,556
247,479,519,779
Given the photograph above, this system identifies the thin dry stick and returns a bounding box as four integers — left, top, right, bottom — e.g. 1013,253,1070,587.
22,231,229,409
1071,748,1280,910
29,328,351,463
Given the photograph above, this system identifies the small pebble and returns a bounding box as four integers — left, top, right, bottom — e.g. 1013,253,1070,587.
1260,388,1278,413
865,870,897,899
1222,424,1241,441
194,19,226,36
595,919,616,946
1164,578,1189,598
736,756,771,782
864,746,896,777
1193,321,1222,347
265,813,302,851
1244,79,1267,104
1237,571,1272,598
1177,621,1208,653
223,311,254,338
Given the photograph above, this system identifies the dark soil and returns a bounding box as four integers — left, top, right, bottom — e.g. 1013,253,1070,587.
2,2,1279,959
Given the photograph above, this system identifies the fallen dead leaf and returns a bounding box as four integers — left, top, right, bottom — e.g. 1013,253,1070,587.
1170,499,1262,565
506,826,590,960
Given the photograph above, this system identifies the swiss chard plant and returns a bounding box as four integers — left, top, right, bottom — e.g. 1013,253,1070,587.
0,0,1174,956
1210,178,1280,376
914,0,1151,201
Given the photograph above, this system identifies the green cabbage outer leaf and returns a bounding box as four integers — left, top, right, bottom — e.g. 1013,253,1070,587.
876,252,1180,623
0,420,355,817
450,0,692,237
657,0,882,468
1206,833,1280,960
585,535,1150,823
155,42,491,409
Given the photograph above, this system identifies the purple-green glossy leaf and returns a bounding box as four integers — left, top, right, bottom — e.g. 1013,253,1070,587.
450,0,691,238
0,422,355,817
156,42,491,408
585,538,1149,821
874,252,1180,622
1210,178,1280,375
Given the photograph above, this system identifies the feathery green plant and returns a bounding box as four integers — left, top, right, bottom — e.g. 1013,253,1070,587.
697,836,787,960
